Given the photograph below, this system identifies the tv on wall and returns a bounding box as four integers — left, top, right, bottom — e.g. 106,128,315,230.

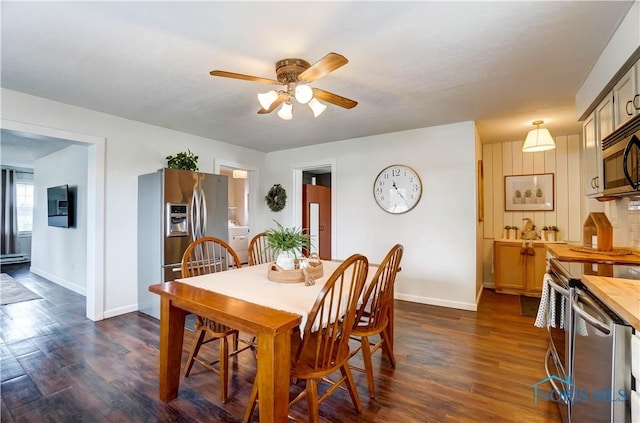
47,185,73,228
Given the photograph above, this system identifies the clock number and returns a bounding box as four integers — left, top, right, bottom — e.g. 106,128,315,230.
392,168,401,177
412,184,419,192
375,187,383,195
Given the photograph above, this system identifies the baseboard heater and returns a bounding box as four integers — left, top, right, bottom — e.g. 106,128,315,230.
0,254,30,265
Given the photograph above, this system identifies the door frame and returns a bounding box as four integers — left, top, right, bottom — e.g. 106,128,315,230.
2,118,106,321
292,159,336,259
214,159,260,237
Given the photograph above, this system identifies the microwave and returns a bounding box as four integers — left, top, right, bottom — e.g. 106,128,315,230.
602,116,640,196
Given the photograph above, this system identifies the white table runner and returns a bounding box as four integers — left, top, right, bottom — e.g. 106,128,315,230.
177,260,376,333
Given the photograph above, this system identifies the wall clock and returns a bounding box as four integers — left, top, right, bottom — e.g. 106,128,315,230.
373,164,422,214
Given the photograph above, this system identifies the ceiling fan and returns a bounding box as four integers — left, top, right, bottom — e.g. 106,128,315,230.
210,52,357,120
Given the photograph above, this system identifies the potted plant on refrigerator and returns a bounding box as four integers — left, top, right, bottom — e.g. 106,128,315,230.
265,221,311,270
166,149,199,171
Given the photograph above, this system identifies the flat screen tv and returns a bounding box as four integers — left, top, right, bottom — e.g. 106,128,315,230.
47,185,73,228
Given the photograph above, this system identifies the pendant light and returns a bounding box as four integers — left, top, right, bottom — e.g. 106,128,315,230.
522,120,555,152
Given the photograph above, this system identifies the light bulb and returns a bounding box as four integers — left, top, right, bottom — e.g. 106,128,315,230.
257,90,278,110
308,98,327,118
277,102,293,120
294,84,313,104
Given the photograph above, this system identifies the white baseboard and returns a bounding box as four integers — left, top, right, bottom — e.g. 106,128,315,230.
395,293,478,311
30,266,87,296
103,304,139,319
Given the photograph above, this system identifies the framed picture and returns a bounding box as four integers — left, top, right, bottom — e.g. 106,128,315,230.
504,173,554,211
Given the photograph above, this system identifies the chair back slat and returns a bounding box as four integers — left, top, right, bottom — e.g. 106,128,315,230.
182,237,242,277
355,244,403,331
248,232,274,266
294,254,368,372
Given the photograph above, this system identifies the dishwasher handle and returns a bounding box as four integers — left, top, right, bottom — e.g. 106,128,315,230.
548,277,569,298
571,294,611,335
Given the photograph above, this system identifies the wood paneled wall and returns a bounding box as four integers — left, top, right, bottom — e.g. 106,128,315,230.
481,135,582,285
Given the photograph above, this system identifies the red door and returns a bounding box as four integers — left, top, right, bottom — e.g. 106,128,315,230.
302,184,331,260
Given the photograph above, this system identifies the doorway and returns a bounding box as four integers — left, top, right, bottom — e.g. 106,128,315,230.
302,168,332,260
219,165,253,265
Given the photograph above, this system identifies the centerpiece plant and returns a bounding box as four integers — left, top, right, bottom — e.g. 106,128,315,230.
264,221,312,270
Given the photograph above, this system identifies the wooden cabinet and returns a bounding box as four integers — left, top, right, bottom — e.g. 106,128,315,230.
494,240,548,296
613,59,639,130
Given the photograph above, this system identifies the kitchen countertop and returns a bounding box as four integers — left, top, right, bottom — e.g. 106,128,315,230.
546,243,640,265
580,275,640,331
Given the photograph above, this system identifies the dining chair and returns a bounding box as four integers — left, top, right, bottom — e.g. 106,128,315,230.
243,253,369,423
349,243,404,399
181,236,246,403
247,232,274,265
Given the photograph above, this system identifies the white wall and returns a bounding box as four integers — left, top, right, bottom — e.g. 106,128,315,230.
31,145,88,294
1,88,266,319
262,122,479,310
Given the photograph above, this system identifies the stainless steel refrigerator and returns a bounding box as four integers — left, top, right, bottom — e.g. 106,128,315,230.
137,168,228,319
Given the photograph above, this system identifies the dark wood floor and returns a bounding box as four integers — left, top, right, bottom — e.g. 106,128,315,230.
1,263,560,422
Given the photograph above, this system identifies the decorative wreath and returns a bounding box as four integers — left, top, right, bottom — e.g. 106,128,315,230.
265,184,287,212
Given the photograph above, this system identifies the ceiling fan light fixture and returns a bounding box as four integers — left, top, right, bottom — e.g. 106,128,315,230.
258,90,279,110
522,120,555,152
277,101,293,120
308,98,327,118
294,84,313,104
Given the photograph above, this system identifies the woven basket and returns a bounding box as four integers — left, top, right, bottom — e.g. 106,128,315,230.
267,254,323,284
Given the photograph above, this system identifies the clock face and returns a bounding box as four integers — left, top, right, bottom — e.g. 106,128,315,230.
373,165,422,214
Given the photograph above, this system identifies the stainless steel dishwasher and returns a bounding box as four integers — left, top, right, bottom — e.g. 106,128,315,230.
571,286,632,422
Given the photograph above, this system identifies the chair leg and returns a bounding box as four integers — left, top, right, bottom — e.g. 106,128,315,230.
380,327,396,367
184,328,207,377
306,378,320,423
359,336,376,399
219,335,229,403
242,378,259,423
341,364,363,414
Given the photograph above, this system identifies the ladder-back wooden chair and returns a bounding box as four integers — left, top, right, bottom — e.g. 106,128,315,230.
243,254,369,423
247,232,274,266
181,236,243,403
349,244,403,399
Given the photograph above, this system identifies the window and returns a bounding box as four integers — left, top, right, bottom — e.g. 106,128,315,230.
16,182,34,232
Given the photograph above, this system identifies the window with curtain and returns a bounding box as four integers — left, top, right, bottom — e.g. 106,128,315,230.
16,182,34,232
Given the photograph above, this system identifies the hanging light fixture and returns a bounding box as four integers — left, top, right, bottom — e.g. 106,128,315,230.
277,101,293,120
307,98,327,118
257,90,279,110
522,120,555,152
294,84,313,104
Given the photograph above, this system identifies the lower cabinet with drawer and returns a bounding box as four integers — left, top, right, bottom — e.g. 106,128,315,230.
493,240,548,296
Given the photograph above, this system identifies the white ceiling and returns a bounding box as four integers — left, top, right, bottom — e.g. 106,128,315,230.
0,1,634,157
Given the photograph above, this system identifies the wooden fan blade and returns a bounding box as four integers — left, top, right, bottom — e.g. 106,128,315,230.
298,53,348,83
257,92,288,114
210,70,278,85
312,88,358,109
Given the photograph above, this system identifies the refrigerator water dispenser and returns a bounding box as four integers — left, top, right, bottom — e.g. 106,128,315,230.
166,203,188,237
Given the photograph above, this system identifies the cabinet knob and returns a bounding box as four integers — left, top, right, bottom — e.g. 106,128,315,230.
594,176,599,189
627,100,634,116
634,94,640,110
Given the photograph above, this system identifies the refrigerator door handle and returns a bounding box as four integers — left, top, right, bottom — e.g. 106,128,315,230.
191,189,199,240
200,188,208,238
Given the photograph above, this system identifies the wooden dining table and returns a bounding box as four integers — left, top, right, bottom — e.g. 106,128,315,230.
148,260,385,423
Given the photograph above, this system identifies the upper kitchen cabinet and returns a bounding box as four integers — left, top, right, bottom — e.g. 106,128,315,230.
597,91,615,140
583,110,601,196
613,58,640,130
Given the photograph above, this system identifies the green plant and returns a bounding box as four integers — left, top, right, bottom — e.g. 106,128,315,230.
542,226,550,231
515,190,522,198
166,149,199,171
504,225,512,230
536,188,543,198
550,226,559,232
524,189,532,198
264,221,311,255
